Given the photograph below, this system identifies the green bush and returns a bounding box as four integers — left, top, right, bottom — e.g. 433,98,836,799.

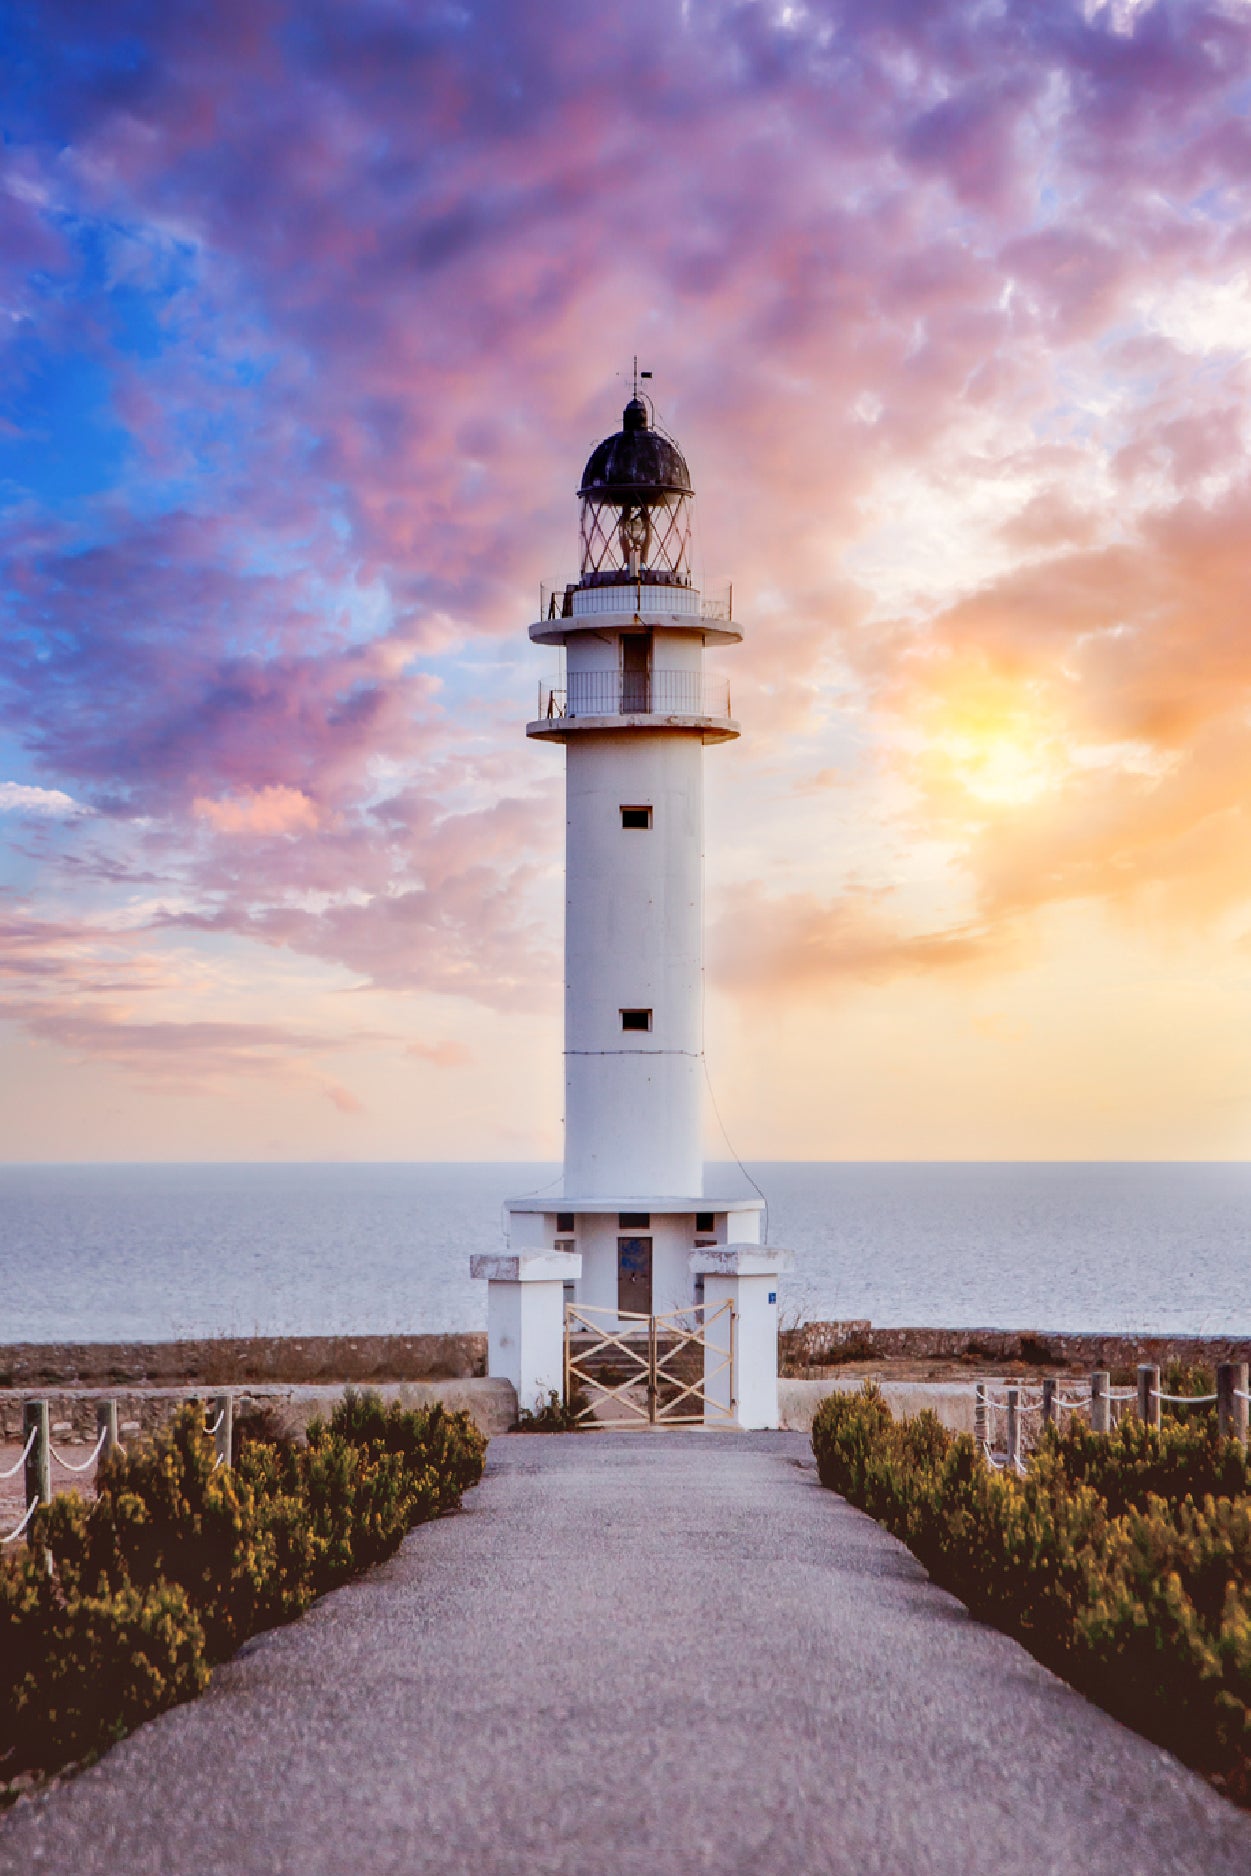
0,1392,486,1793
812,1385,1251,1802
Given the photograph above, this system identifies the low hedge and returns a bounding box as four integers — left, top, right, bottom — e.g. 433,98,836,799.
1,1391,486,1790
812,1385,1251,1803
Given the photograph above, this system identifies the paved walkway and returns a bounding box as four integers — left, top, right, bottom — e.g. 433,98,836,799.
2,1432,1250,1875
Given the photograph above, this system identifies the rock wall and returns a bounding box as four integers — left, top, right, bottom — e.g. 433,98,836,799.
781,1321,1251,1373
0,1377,517,1444
0,1333,486,1391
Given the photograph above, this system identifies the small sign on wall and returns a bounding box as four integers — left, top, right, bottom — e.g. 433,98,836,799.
768,1292,777,1305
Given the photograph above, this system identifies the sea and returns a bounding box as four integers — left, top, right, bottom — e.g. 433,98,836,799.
1,1162,1249,1345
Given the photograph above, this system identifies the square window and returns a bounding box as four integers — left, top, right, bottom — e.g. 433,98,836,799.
619,1212,650,1228
556,1212,575,1233
695,1211,715,1232
621,1008,652,1032
621,805,652,829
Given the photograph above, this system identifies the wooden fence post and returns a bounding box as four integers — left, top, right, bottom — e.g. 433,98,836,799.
1138,1365,1161,1430
1091,1371,1111,1435
23,1399,50,1555
1041,1376,1055,1429
213,1393,233,1469
1225,1362,1250,1447
96,1399,119,1459
1216,1364,1247,1442
1006,1385,1020,1471
23,1399,50,1515
974,1381,988,1449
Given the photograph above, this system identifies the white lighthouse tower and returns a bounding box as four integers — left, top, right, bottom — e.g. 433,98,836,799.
473,377,790,1427
510,381,764,1273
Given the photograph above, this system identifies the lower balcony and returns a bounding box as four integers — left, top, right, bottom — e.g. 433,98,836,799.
528,670,739,744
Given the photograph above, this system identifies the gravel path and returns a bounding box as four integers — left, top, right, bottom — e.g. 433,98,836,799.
2,1431,1249,1876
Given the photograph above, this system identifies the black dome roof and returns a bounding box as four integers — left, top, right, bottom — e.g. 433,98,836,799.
579,397,692,502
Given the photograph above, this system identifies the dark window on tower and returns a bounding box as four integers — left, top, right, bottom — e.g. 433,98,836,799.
695,1212,715,1232
620,1212,651,1228
621,1008,652,1032
556,1212,575,1233
621,805,652,830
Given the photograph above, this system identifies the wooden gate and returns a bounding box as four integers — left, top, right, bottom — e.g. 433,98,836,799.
563,1301,736,1429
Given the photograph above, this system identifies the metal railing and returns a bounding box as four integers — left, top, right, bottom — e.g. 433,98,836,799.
538,579,733,624
537,669,731,722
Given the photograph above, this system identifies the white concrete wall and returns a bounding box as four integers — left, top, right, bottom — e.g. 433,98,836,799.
506,1210,551,1250
564,728,704,1198
486,1278,567,1416
702,1270,780,1429
568,1213,700,1320
779,1378,978,1436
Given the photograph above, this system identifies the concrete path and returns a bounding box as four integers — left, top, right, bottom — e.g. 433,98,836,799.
2,1432,1249,1876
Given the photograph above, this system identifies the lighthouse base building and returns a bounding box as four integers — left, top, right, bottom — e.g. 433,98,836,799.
471,384,791,1427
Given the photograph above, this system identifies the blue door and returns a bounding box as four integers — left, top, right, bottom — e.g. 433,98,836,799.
617,1236,652,1316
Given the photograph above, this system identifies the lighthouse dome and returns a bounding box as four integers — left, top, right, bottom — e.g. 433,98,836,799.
579,397,693,503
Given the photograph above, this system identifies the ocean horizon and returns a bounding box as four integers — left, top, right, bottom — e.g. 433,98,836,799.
2,1159,1249,1345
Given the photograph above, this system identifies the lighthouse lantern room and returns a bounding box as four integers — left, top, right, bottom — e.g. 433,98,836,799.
503,379,765,1319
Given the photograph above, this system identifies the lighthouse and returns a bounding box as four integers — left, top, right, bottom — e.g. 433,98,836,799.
473,377,789,1427
506,381,764,1299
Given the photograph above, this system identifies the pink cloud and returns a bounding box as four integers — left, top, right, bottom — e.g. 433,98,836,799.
194,785,320,835
4,0,1251,1067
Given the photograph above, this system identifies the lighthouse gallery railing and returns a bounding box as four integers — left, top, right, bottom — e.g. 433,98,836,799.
538,670,731,721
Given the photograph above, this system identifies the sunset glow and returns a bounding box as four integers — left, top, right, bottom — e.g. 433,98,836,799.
3,1,1251,1160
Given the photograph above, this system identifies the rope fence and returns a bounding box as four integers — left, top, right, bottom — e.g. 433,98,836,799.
0,1424,38,1479
1,1496,41,1546
1,1391,235,1551
49,1427,109,1474
975,1362,1250,1471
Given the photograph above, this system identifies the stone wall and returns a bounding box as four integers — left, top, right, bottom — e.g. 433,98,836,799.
781,1321,1251,1373
0,1378,517,1444
0,1333,486,1391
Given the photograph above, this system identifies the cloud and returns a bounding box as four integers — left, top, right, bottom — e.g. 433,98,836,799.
194,785,319,835
406,1038,472,1068
0,782,93,818
4,0,1251,1151
710,884,1001,997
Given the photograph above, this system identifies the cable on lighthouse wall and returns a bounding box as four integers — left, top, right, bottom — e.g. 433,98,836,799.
701,1052,770,1245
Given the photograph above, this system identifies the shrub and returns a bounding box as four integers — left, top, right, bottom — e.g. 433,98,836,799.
812,1384,1251,1803
0,1392,486,1794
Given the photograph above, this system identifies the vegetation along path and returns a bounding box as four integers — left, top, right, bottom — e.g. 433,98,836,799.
2,1432,1250,1876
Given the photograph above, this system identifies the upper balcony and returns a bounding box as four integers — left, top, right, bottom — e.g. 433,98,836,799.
527,669,739,745
530,576,741,648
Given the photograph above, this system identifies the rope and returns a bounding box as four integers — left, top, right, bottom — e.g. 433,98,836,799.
1053,1395,1092,1410
0,1497,40,1545
0,1426,38,1479
1235,1389,1251,1403
1105,1388,1138,1401
204,1411,224,1437
49,1428,108,1474
1152,1390,1219,1405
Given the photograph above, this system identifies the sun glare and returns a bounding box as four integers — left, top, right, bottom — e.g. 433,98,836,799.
926,689,1062,808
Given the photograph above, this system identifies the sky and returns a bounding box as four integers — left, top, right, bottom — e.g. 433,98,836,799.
2,0,1251,1162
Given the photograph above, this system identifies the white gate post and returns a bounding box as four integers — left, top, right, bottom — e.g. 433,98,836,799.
690,1246,794,1430
470,1250,582,1420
